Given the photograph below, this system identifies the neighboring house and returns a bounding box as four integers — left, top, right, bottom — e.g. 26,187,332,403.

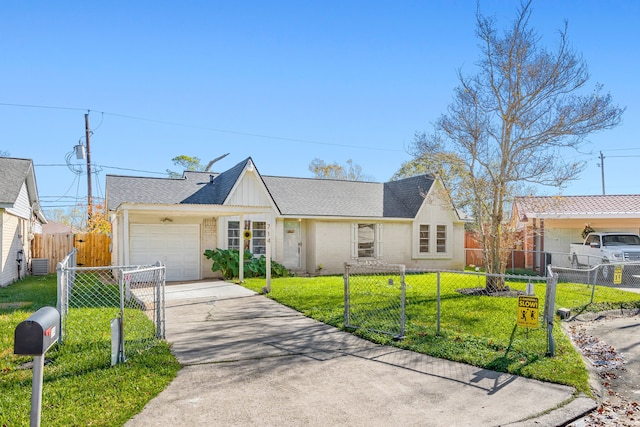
0,157,47,286
105,157,465,281
42,220,75,234
512,195,640,269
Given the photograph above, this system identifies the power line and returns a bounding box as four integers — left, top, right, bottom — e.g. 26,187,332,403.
601,147,640,153
35,163,167,175
0,102,401,152
0,102,87,112
606,155,640,158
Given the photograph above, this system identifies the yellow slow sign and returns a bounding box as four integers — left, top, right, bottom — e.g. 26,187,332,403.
517,295,539,328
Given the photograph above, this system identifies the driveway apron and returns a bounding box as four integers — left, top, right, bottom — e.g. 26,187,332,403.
126,281,594,427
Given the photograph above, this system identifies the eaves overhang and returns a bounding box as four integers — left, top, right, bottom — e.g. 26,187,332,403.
277,213,413,222
113,203,273,216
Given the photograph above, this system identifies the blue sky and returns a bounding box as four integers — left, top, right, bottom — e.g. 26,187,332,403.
1,1,638,213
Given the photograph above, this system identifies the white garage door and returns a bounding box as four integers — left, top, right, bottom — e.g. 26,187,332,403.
130,224,200,282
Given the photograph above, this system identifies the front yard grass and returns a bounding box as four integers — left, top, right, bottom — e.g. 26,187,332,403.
0,275,180,426
243,274,640,396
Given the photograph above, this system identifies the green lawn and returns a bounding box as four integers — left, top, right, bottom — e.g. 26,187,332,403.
0,275,180,426
4,271,637,423
243,274,640,395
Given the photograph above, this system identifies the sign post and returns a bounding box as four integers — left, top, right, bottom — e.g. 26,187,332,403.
14,307,60,427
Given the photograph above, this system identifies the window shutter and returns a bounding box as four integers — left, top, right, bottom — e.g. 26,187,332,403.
351,223,358,259
376,223,383,259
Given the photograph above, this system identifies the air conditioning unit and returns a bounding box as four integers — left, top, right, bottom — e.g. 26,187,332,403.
32,258,49,276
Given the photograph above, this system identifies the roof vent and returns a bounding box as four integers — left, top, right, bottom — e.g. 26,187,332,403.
209,174,215,183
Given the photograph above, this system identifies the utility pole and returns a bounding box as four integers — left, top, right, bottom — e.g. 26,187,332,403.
600,152,605,196
84,113,93,221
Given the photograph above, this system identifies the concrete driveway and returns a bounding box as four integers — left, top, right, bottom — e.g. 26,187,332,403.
126,281,595,426
565,311,640,425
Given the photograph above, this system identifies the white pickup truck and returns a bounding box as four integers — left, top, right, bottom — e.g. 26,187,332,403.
569,232,640,274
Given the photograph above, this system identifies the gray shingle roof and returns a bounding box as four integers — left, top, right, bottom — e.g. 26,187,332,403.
263,174,434,218
106,157,436,219
0,157,33,205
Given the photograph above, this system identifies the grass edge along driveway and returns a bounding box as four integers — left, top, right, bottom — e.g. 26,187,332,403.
243,274,640,396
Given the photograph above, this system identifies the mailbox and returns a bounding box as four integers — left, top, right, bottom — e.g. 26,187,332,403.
14,306,60,355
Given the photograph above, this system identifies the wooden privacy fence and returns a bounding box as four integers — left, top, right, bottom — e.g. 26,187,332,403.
31,233,111,272
464,231,525,269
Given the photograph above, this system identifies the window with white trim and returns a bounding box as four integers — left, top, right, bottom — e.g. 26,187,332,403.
419,224,430,253
436,224,447,253
351,223,382,259
358,224,375,258
252,221,266,255
228,221,240,250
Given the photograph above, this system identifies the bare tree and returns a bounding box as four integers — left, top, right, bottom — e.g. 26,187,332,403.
309,158,373,181
413,1,624,291
167,154,230,177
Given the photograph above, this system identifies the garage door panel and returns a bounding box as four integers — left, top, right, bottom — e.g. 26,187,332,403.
130,224,200,281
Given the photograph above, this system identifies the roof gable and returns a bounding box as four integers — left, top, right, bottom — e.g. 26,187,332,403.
0,157,33,206
383,175,435,218
0,157,45,222
106,158,262,209
181,158,249,204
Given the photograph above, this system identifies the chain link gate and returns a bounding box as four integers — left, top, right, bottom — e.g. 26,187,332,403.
57,250,165,364
344,262,406,339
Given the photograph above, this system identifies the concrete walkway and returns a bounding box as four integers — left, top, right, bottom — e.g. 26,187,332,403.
126,281,595,427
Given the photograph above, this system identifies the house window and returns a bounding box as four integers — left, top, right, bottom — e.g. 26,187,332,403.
419,224,430,253
436,225,447,253
228,221,240,250
252,221,266,255
358,223,375,258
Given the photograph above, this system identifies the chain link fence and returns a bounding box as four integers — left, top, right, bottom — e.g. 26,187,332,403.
549,261,640,307
344,262,555,356
344,263,406,339
57,250,165,364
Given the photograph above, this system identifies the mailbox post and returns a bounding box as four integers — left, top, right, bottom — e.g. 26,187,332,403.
14,306,60,427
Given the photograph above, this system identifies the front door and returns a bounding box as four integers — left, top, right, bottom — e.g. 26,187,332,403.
283,220,301,268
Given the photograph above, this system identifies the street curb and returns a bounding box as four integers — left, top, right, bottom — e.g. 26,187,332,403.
504,396,597,426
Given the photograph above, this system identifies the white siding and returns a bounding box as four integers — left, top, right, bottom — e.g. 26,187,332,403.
226,172,272,207
306,218,464,276
411,180,463,266
6,183,31,220
0,213,23,286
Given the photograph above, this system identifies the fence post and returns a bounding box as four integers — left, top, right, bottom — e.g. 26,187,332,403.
154,261,165,339
118,273,126,363
56,262,64,344
343,263,350,329
436,271,441,336
544,268,557,357
590,266,598,304
399,265,406,339
155,263,161,338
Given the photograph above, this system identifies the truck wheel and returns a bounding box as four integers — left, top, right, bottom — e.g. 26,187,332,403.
598,261,612,284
